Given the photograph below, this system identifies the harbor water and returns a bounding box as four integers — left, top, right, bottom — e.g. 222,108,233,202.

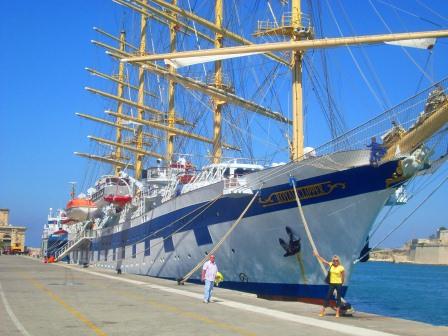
346,261,448,326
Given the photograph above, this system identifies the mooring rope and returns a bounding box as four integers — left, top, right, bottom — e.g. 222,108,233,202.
290,177,327,276
178,189,261,284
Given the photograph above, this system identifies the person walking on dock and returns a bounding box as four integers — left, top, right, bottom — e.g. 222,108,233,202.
314,251,345,317
201,254,218,303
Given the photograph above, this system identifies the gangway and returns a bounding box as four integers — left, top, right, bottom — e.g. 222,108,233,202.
55,231,94,261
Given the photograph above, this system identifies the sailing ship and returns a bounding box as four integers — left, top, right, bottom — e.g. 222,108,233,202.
51,0,448,302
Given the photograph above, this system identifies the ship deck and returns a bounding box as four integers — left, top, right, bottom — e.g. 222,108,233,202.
1,255,446,336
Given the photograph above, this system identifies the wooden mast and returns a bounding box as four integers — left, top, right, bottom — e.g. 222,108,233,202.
114,31,126,175
135,0,148,179
291,0,305,161
166,0,177,163
213,0,224,163
123,30,448,62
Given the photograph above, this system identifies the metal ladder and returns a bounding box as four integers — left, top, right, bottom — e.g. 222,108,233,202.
54,231,95,262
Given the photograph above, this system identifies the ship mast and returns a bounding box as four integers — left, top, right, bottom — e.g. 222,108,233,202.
135,0,148,179
291,0,305,161
213,0,224,163
114,31,126,175
166,0,177,163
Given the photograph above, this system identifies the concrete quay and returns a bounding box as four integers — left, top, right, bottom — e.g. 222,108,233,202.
1,256,447,336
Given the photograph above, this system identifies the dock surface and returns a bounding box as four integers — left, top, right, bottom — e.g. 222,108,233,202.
0,256,447,336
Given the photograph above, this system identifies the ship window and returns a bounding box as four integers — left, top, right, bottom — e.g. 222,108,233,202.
223,168,230,178
234,168,259,177
106,177,119,185
132,244,136,259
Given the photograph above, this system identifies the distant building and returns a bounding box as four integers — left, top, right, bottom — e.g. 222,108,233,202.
370,248,408,263
0,209,27,254
369,228,448,265
408,227,448,265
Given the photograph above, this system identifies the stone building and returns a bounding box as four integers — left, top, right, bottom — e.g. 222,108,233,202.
408,227,448,265
0,209,27,253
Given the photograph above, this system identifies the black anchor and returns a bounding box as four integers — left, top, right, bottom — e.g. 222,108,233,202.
279,226,301,257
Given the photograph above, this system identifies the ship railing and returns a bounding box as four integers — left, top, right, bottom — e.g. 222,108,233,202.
54,230,95,261
256,12,312,31
161,178,180,203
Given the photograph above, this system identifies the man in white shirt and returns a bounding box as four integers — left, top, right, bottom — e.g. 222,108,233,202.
201,254,218,303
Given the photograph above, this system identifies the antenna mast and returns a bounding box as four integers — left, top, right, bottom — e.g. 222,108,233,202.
69,182,77,200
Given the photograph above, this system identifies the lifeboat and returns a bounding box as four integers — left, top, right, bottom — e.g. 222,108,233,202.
104,194,132,207
178,174,194,184
65,198,97,222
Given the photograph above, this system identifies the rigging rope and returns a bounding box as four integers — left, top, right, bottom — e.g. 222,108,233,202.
290,177,327,276
325,0,388,111
178,189,261,284
369,125,448,240
368,0,434,84
416,0,448,23
381,0,444,27
337,0,392,109
355,173,448,264
186,0,207,78
128,192,223,259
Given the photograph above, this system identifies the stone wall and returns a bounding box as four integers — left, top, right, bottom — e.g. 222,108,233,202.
408,243,448,265
0,209,9,227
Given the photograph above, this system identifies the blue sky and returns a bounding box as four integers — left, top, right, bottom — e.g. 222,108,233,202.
1,0,448,248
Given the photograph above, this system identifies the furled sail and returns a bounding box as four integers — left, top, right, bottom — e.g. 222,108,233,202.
385,38,436,49
164,52,263,69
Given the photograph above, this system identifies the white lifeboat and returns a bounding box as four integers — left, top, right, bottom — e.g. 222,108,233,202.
65,198,97,222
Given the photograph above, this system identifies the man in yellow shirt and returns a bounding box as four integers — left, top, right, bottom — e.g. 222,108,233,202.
314,251,345,318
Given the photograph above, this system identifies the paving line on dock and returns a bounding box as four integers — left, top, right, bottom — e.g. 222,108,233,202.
24,275,108,336
0,281,32,336
57,264,400,336
86,277,256,336
119,289,256,336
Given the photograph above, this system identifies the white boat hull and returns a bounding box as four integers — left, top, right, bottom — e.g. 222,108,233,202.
71,151,405,300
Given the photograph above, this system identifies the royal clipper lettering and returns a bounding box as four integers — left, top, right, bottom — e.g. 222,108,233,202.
259,181,346,207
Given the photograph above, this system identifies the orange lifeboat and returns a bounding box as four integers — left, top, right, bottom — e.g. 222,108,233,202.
104,194,132,207
178,174,194,184
65,198,97,222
